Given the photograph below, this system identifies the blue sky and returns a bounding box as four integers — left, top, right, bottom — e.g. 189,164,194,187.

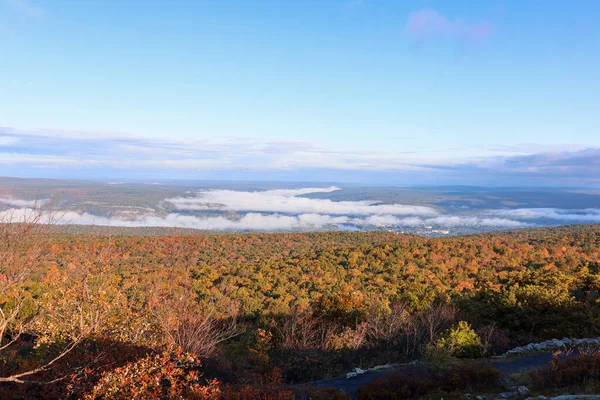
1,0,599,185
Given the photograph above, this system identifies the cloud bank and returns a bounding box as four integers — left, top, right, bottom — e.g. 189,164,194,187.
0,207,531,232
0,189,550,232
0,197,48,207
0,208,353,231
488,208,600,223
165,187,439,217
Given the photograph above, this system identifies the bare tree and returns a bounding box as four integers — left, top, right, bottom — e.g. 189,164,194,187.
366,301,411,343
418,302,457,342
275,308,339,351
150,271,244,358
0,201,90,383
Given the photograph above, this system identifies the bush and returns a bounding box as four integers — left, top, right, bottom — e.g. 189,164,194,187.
220,368,295,400
84,351,221,399
357,371,436,400
529,354,600,393
357,362,501,399
438,361,501,392
429,321,485,359
291,385,350,400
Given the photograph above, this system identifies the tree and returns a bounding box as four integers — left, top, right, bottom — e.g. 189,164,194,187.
0,204,103,384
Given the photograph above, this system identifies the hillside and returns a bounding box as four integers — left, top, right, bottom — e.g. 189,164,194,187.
1,224,599,398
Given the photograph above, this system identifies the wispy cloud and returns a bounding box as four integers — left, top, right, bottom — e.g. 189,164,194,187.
405,8,492,45
4,0,44,17
1,127,599,186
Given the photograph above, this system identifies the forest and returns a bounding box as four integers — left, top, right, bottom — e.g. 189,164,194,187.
1,218,600,399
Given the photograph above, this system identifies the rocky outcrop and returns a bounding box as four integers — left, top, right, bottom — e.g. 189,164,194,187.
497,337,600,357
345,364,398,379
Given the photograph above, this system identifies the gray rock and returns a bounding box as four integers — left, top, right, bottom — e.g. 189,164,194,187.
496,392,517,399
369,363,396,371
346,372,357,379
517,386,530,396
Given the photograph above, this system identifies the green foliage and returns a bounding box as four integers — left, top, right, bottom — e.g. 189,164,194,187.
429,321,486,359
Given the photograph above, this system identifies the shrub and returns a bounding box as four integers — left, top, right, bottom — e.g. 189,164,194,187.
220,368,294,400
292,385,350,400
84,351,221,399
438,361,501,392
529,354,600,392
357,362,500,399
357,371,437,400
429,321,485,359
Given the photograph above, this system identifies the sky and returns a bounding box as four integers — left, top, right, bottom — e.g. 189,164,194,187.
1,0,599,186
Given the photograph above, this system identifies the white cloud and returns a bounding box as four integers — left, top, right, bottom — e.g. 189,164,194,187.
355,214,528,228
165,187,440,217
0,207,529,232
488,208,600,223
0,208,350,231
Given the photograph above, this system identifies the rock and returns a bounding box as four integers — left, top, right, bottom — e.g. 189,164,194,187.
517,386,530,396
495,392,517,399
354,368,366,374
369,363,395,371
562,337,572,345
476,396,486,400
507,346,525,354
550,339,565,347
346,372,357,379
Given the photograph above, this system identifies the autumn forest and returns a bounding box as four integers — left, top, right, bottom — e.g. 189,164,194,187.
1,220,600,399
